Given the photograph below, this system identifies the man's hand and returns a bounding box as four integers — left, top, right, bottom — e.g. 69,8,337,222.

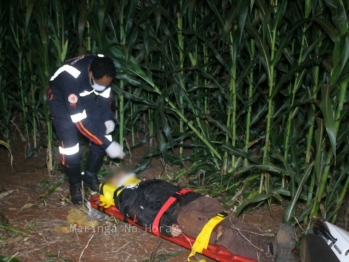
106,141,125,159
105,120,115,134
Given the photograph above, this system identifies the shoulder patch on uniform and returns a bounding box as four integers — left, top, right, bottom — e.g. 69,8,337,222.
68,94,78,104
67,55,85,65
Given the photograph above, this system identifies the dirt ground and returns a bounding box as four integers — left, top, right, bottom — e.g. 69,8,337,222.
0,136,346,262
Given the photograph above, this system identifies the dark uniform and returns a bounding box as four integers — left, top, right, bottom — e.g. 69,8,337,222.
49,54,113,165
48,54,123,199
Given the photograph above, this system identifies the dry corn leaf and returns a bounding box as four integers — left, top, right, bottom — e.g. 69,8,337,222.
67,209,98,227
55,209,98,233
18,203,34,213
0,236,23,248
54,226,70,233
0,190,15,200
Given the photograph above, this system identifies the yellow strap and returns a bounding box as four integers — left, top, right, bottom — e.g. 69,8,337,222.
99,195,113,208
188,212,228,262
116,177,141,197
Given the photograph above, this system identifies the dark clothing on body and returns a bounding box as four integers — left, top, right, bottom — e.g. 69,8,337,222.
48,55,113,167
116,179,273,261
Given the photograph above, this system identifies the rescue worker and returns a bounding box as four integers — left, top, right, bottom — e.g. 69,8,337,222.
48,54,125,205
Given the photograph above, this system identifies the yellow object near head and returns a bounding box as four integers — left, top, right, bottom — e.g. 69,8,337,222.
99,183,118,208
99,174,141,208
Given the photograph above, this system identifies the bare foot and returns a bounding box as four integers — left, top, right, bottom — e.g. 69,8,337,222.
171,224,184,237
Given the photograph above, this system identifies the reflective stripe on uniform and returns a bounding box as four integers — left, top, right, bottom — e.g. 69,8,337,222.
50,65,81,81
98,87,111,98
79,90,95,97
97,54,104,57
59,143,79,155
105,135,112,141
76,121,103,145
79,87,111,98
70,110,87,123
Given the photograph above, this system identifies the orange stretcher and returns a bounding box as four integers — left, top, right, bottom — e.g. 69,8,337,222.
89,195,256,262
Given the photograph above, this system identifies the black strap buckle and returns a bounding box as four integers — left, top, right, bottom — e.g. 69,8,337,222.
99,182,106,195
217,211,228,218
113,186,125,199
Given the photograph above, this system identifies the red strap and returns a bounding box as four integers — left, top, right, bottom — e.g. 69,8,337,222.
152,189,193,236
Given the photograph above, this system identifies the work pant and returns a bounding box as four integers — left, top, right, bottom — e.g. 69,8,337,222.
51,116,105,168
177,197,274,261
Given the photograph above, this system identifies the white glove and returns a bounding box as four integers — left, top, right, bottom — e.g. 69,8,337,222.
105,120,115,134
105,141,125,159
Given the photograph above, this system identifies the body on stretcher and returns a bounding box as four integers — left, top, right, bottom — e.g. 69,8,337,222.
89,182,257,262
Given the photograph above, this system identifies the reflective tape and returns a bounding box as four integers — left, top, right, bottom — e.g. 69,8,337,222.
70,110,87,123
98,87,111,98
79,90,94,97
59,143,79,155
50,65,81,81
97,54,105,57
105,135,112,141
79,87,111,98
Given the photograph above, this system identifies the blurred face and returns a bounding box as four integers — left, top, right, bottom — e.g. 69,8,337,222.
109,171,129,187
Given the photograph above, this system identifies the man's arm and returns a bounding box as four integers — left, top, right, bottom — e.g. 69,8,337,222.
97,87,115,122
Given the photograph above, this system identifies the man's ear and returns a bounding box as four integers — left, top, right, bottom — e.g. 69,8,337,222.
88,71,93,79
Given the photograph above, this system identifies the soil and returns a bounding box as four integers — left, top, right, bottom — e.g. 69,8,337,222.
0,136,347,262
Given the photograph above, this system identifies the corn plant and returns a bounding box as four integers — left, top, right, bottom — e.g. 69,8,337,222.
1,0,349,227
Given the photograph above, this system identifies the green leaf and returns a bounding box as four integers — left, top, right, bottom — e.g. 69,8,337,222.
112,87,155,106
246,26,272,80
78,11,88,45
313,18,337,42
221,143,261,164
205,0,224,29
255,0,272,33
284,162,314,223
159,94,174,151
331,33,349,83
273,0,287,30
116,74,141,86
25,0,37,32
222,7,238,39
297,202,313,223
324,0,349,36
0,255,21,262
236,193,272,216
132,157,152,174
314,118,326,182
272,61,313,98
320,84,336,157
254,164,287,175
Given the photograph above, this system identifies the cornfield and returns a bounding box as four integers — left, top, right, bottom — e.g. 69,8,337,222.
1,0,349,229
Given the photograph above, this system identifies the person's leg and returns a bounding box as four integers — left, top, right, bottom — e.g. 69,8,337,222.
177,197,228,244
177,197,273,261
53,118,83,205
217,216,273,261
82,142,105,191
48,88,83,205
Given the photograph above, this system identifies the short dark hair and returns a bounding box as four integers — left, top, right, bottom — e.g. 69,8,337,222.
90,57,116,80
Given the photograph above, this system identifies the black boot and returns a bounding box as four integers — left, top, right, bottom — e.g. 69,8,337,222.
65,165,83,205
83,151,104,191
275,224,299,262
